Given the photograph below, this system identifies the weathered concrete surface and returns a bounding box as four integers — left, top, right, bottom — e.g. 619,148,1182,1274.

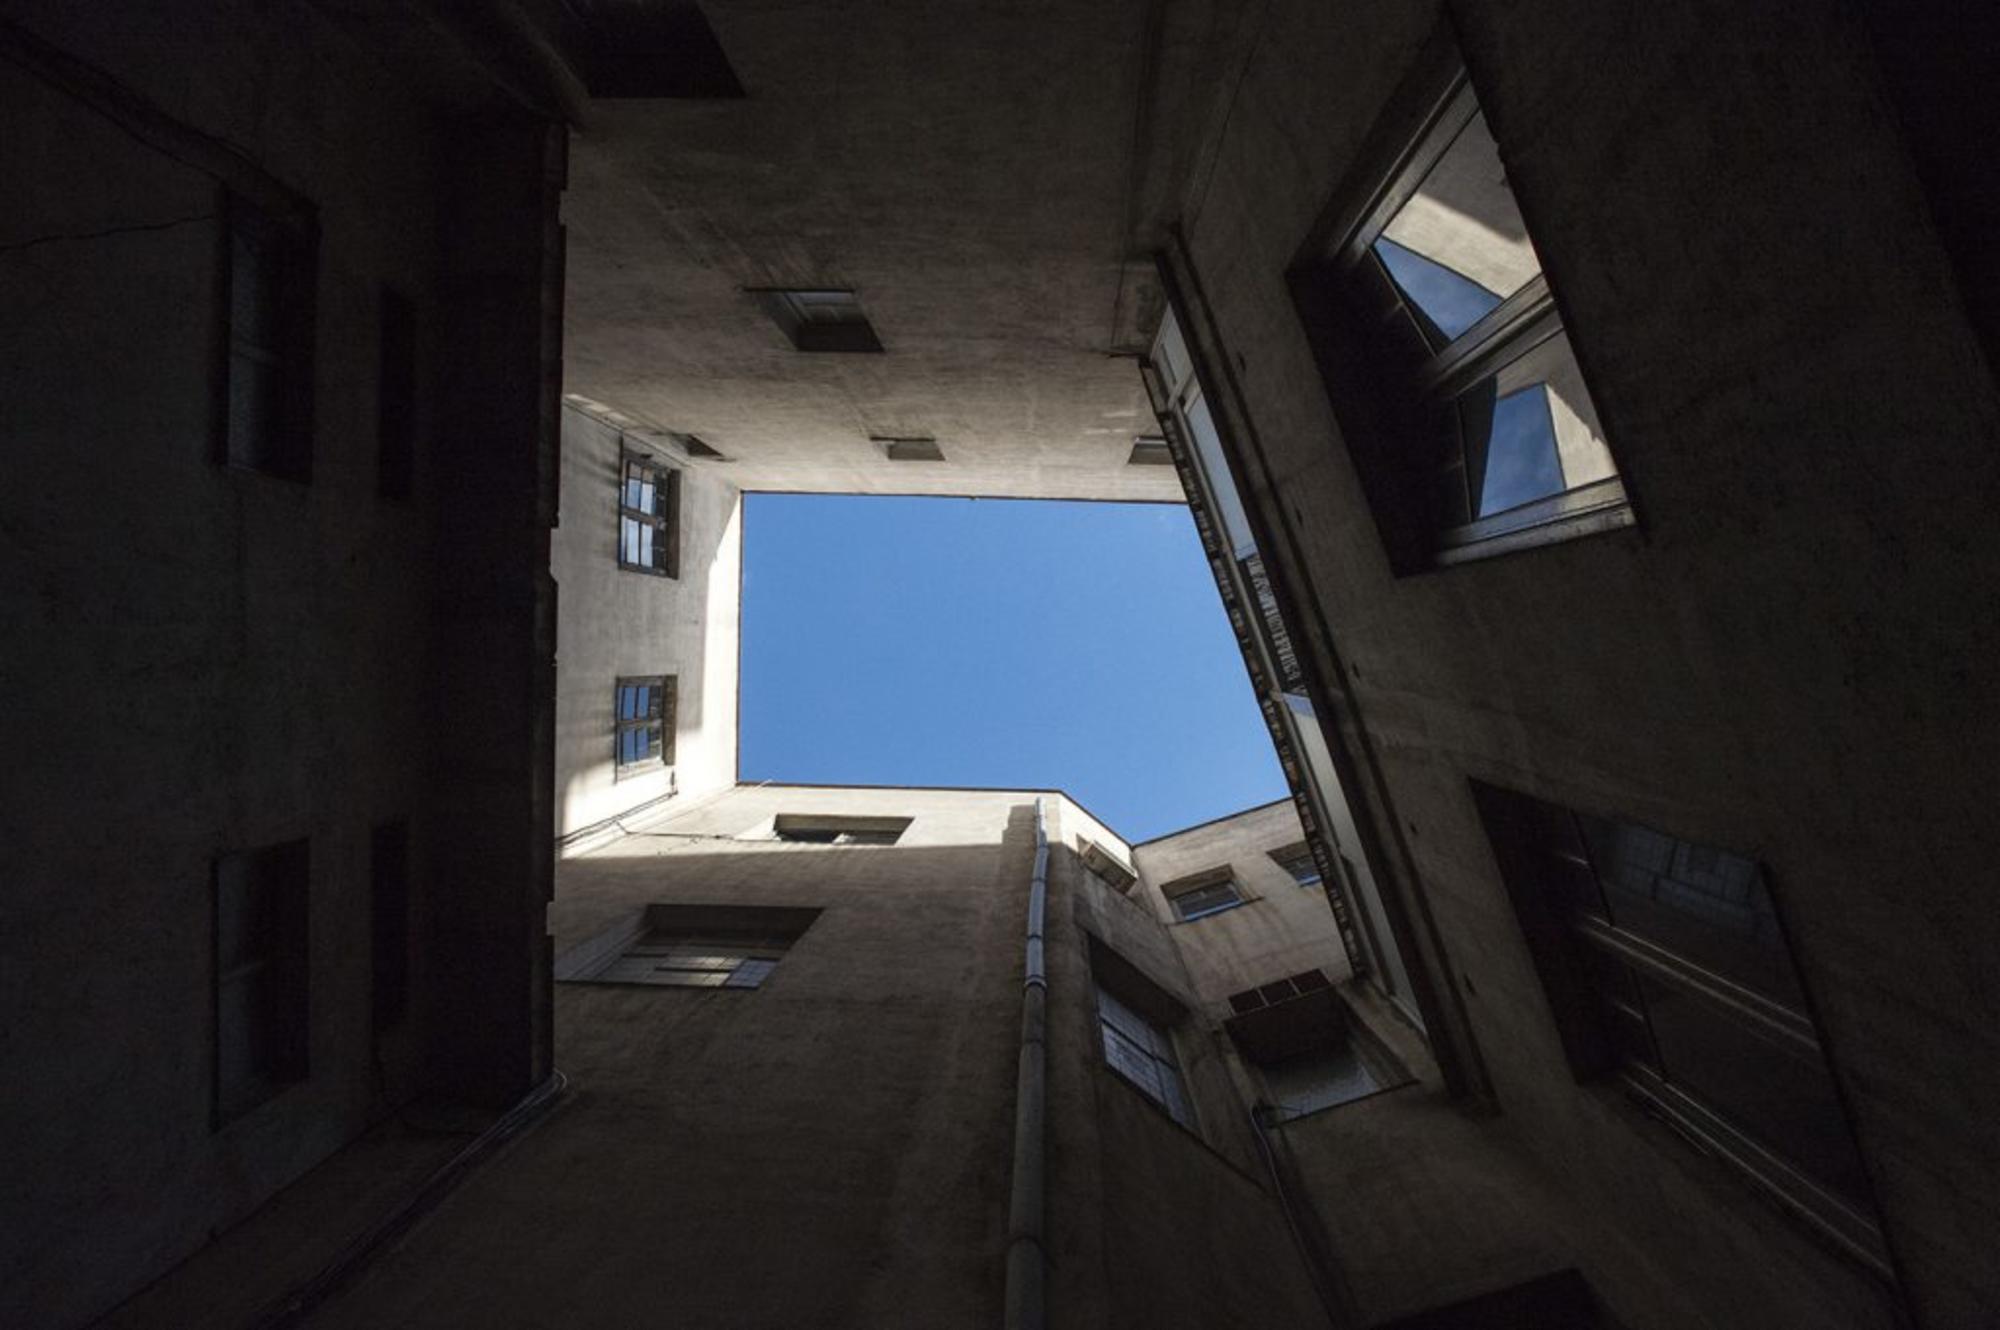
559,0,1257,500
277,785,1327,1329
1133,799,1354,1014
552,401,741,836
1175,0,2000,1324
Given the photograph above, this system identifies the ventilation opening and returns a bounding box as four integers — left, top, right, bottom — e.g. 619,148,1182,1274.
1128,436,1173,465
874,436,945,462
750,289,884,353
559,1,746,99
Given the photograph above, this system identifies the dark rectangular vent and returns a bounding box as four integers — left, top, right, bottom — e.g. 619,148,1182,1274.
682,435,725,459
1128,436,1173,465
560,1,746,98
874,436,944,462
750,288,884,353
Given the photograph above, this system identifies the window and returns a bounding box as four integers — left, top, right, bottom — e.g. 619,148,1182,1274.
376,286,416,500
221,192,316,481
1473,782,1888,1270
618,451,680,576
1162,867,1244,922
559,0,746,99
772,813,910,845
1271,843,1322,888
557,904,818,988
214,838,309,1125
1096,984,1193,1128
873,435,945,461
1289,44,1630,570
751,288,885,353
1224,969,1401,1121
370,820,410,1034
615,675,674,775
1077,837,1137,894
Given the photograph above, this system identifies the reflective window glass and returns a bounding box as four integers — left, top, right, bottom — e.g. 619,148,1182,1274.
1374,110,1542,348
1457,333,1615,519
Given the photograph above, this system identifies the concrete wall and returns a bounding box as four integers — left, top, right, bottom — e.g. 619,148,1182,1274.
267,784,1327,1328
1168,0,2000,1325
1,9,434,1328
1133,800,1355,1015
552,400,741,837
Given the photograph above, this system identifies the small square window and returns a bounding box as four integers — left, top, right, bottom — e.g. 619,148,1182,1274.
221,192,316,482
1162,867,1244,922
1271,842,1322,888
614,675,675,776
1289,49,1631,570
751,288,884,353
214,837,310,1125
618,451,680,577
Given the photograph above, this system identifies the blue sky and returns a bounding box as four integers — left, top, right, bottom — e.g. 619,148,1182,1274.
739,493,1287,842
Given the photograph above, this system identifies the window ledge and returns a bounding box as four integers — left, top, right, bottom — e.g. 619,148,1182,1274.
1432,479,1634,568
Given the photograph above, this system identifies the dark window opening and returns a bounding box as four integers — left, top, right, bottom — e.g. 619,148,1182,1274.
371,819,411,1033
220,192,316,482
214,838,310,1125
618,450,680,577
1090,940,1195,1129
1127,436,1174,465
1472,781,1890,1271
751,288,884,353
615,675,675,775
558,0,746,99
874,436,945,462
376,286,416,500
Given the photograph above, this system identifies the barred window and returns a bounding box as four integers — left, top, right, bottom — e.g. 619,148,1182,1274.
618,451,680,576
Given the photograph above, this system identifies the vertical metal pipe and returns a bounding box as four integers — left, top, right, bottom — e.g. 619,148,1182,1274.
1004,799,1051,1330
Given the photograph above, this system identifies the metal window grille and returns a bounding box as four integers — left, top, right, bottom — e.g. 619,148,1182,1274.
1166,873,1244,922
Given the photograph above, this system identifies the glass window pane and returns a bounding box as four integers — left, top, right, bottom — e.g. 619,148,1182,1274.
620,516,641,562
1582,819,1807,1010
726,958,778,988
1636,975,1869,1205
639,522,654,566
1457,332,1615,519
1374,110,1542,346
1181,392,1255,556
639,480,655,513
1102,1023,1166,1101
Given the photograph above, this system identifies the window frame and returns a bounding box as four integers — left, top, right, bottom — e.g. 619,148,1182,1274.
1093,983,1195,1129
213,837,311,1128
1271,842,1323,888
1473,782,1894,1277
1288,41,1632,571
216,188,317,483
613,675,675,778
1162,867,1246,923
617,449,681,578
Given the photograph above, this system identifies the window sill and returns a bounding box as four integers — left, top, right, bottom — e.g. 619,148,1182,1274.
1431,477,1634,569
1607,1068,1896,1284
616,562,679,580
1173,895,1260,924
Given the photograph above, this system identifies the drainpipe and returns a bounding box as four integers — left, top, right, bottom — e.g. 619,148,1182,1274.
1003,799,1050,1330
